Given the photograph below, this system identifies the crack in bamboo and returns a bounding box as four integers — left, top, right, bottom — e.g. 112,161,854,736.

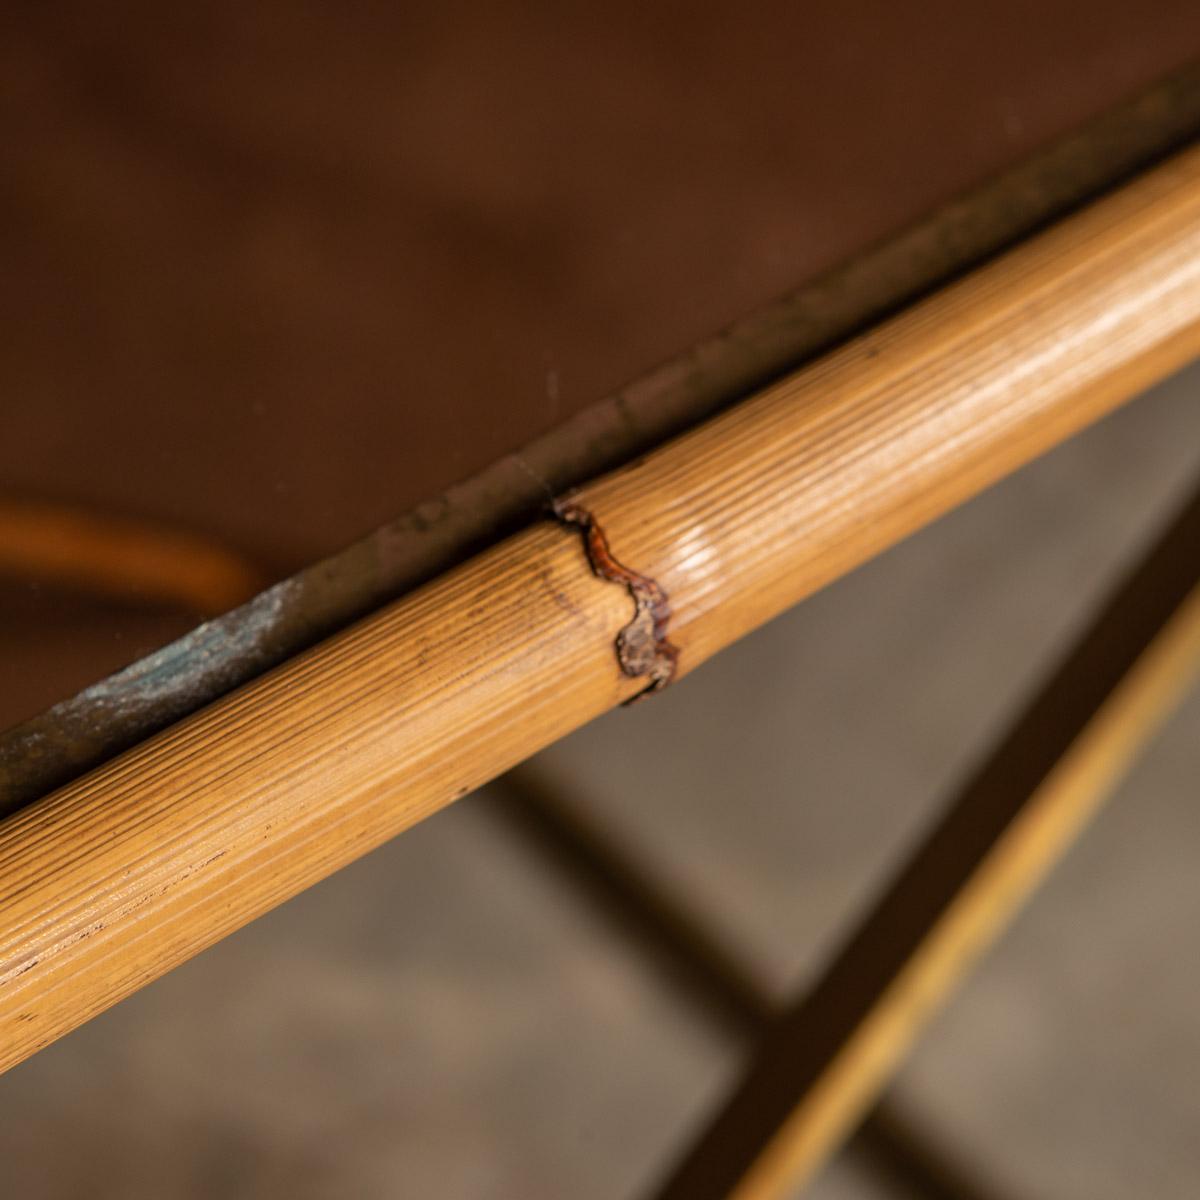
551,497,679,701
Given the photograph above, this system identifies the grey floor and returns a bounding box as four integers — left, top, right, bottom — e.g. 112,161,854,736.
2,367,1198,1199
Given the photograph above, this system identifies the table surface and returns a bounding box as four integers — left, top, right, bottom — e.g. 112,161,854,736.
2,1,1199,731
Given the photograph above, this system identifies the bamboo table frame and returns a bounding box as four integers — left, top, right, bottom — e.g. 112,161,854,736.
2,71,1200,1198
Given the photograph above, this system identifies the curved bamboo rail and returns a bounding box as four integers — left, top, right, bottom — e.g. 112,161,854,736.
3,144,1200,1071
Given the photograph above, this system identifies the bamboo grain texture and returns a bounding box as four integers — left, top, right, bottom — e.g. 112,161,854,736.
3,145,1200,1070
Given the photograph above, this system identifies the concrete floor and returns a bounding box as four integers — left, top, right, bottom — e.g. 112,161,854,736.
1,368,1197,1198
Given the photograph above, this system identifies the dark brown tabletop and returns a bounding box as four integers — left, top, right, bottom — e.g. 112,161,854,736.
2,2,1199,733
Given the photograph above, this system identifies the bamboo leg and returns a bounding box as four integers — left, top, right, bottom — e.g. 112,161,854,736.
491,769,1013,1200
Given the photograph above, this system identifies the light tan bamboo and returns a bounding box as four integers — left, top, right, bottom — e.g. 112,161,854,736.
3,144,1200,1071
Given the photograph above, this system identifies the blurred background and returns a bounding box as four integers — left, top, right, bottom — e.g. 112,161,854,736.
1,4,1199,1198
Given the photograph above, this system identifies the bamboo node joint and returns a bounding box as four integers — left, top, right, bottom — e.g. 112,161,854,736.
551,496,679,702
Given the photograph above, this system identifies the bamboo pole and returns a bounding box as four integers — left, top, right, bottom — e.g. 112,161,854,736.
3,144,1200,1072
